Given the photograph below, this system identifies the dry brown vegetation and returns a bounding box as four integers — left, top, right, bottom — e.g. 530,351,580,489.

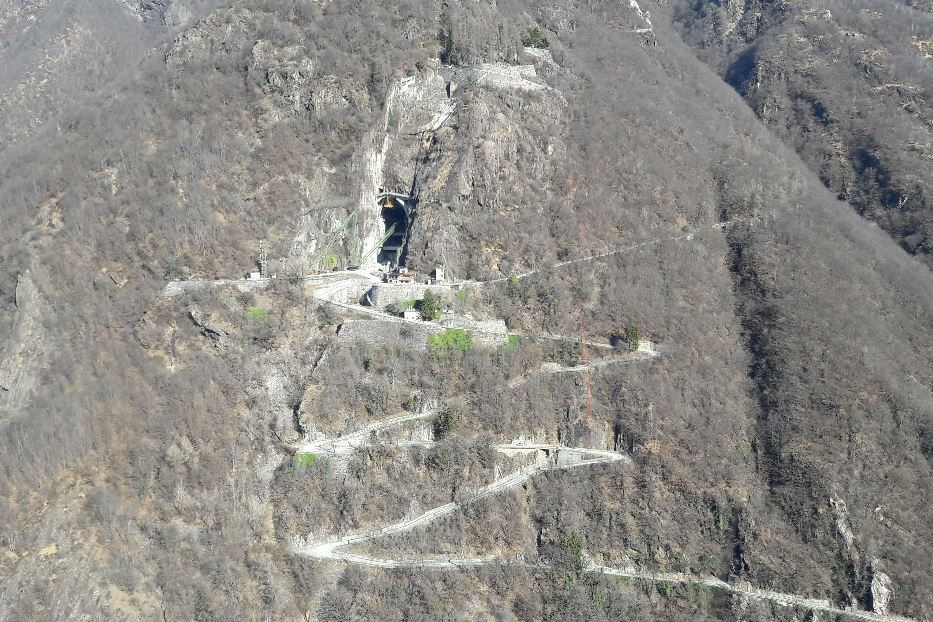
0,1,931,620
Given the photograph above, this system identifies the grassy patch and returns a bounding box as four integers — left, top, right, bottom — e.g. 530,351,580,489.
292,452,318,469
504,334,519,349
592,586,608,608
428,328,474,353
247,306,268,320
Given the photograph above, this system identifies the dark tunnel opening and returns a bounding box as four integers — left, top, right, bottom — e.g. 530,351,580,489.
377,195,410,267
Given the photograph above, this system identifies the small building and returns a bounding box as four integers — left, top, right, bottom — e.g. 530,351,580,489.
246,272,262,280
402,309,420,321
433,266,445,282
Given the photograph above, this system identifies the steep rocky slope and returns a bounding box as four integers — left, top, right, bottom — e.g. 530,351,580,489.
0,0,219,148
0,1,931,620
669,0,933,263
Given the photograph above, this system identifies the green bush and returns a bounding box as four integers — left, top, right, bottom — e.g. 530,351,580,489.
559,530,586,577
292,452,317,469
625,322,640,351
522,26,549,49
247,306,268,320
420,291,443,321
428,328,474,353
504,334,519,349
592,586,608,608
162,259,179,278
433,409,455,440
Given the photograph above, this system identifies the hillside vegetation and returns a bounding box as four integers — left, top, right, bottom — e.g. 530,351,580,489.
0,1,931,620
670,0,933,264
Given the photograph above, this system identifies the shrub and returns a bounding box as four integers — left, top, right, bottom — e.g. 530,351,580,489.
522,26,549,49
428,328,474,353
420,291,443,321
292,452,317,469
625,322,640,351
433,409,455,440
163,259,180,278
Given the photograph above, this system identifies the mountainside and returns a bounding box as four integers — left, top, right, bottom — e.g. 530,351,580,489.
0,0,220,148
670,0,933,263
1,1,931,621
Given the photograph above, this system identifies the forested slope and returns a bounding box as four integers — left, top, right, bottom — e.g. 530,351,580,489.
0,1,931,620
669,0,933,264
0,0,224,148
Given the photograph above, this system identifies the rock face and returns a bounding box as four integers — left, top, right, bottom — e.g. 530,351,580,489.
871,567,894,615
0,275,48,416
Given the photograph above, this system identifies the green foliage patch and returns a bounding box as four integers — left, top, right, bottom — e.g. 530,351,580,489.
247,306,268,320
292,452,318,469
428,328,474,353
433,409,455,440
419,291,443,321
625,322,640,352
522,26,549,48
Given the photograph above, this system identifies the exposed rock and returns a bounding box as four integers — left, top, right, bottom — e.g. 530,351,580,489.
871,563,894,614
188,305,234,347
0,274,48,415
162,2,192,27
165,7,254,67
471,63,546,92
829,494,856,553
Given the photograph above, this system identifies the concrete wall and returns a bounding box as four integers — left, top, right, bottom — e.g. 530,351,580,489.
160,278,271,298
337,317,509,349
440,316,508,339
337,319,439,350
364,283,452,309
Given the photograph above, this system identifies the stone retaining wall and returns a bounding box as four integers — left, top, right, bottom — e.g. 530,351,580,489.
364,283,453,309
338,317,509,349
160,278,271,298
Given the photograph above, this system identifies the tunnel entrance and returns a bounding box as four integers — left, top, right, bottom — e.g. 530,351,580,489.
376,193,410,267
